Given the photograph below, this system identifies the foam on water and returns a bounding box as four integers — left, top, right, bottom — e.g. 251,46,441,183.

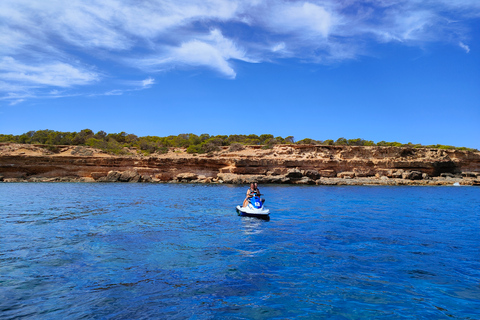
1,184,479,319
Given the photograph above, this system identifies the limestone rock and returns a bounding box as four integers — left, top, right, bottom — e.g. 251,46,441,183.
91,172,107,180
267,168,283,176
440,173,454,178
402,171,423,180
392,170,404,179
98,171,121,182
120,170,140,182
318,170,336,178
337,172,355,179
286,168,303,179
292,176,315,185
462,172,477,178
176,172,198,181
353,168,375,177
139,175,151,182
302,170,320,180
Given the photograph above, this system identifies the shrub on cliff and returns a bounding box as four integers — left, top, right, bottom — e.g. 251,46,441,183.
335,137,348,145
323,139,334,145
296,138,321,145
137,138,161,154
0,134,15,143
229,143,245,152
2,130,478,152
201,141,221,153
157,146,169,154
187,145,202,154
86,138,107,149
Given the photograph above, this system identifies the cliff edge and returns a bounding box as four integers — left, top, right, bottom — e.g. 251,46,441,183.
1,143,479,185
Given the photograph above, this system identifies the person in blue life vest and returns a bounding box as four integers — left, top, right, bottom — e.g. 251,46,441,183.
242,182,260,207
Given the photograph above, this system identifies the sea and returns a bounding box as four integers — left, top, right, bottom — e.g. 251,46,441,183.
1,183,479,319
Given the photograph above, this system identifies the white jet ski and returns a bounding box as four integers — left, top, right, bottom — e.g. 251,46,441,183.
236,193,270,219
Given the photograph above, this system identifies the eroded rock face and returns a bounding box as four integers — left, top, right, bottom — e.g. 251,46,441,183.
1,143,479,185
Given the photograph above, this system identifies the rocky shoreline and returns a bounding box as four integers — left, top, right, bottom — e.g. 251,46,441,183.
1,143,479,186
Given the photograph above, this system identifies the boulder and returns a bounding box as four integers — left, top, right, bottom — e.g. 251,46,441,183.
91,172,107,180
176,172,198,181
216,173,241,184
199,177,213,183
139,174,153,182
98,171,121,182
302,170,320,180
440,173,454,178
4,178,26,182
316,178,338,186
462,172,477,178
402,171,423,180
292,176,315,185
119,170,140,182
392,170,404,179
353,168,375,177
286,168,303,179
337,172,355,179
422,173,430,180
375,170,392,178
318,170,336,178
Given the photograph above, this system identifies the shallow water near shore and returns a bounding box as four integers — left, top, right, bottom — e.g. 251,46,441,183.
1,183,479,319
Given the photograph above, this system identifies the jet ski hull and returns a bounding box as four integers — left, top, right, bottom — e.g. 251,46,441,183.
236,205,270,218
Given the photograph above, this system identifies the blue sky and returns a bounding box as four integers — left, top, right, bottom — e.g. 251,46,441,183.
1,0,479,148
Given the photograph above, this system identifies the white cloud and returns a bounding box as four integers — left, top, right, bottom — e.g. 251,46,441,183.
0,57,98,89
142,77,155,88
9,99,25,106
267,2,334,38
104,89,123,96
138,29,253,79
459,42,470,53
272,42,286,52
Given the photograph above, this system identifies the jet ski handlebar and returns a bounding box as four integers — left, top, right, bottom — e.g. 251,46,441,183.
248,193,262,197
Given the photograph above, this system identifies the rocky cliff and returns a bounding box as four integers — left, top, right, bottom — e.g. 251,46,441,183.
1,143,479,185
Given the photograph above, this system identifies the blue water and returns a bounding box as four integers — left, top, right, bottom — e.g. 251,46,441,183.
1,184,479,319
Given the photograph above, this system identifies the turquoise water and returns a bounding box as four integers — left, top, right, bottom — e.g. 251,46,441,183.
1,184,479,319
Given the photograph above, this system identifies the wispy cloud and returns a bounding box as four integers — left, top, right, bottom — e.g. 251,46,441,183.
459,42,471,53
142,77,155,88
136,29,254,78
1,0,479,104
0,57,98,88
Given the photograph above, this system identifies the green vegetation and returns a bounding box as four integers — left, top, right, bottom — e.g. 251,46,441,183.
0,130,477,154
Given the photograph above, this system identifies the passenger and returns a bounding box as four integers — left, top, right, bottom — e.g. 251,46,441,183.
254,182,260,196
243,182,257,207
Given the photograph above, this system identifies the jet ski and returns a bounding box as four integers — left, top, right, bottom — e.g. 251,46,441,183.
236,192,270,218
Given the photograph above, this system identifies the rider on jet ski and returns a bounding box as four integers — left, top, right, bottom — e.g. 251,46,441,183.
242,182,260,207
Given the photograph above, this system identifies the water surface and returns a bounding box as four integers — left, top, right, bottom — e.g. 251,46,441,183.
1,184,479,319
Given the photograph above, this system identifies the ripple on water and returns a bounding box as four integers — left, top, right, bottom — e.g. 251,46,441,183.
0,184,479,319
